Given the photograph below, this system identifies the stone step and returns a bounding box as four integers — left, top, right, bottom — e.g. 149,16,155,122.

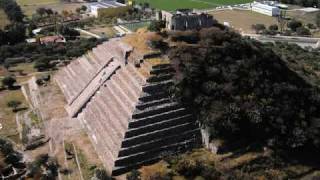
136,98,171,111
125,114,194,138
108,78,135,113
78,114,115,168
130,108,189,128
138,91,170,103
142,80,174,94
85,52,100,68
95,45,113,65
151,63,172,70
115,138,197,167
83,107,118,159
95,92,127,133
150,66,175,75
146,74,174,83
117,68,140,98
121,121,198,148
118,68,142,96
93,97,125,141
79,56,95,73
63,68,81,92
119,129,200,157
111,72,137,103
78,58,94,78
85,105,121,156
100,86,130,128
127,63,146,85
67,60,121,117
132,102,181,119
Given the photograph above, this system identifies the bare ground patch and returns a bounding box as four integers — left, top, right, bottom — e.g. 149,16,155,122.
210,9,278,33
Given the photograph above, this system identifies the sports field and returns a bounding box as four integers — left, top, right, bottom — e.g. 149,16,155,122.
134,0,253,11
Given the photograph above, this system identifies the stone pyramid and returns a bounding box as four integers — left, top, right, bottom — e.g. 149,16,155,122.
54,38,201,175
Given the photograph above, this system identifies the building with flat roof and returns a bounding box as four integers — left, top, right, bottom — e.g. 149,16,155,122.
89,0,126,17
251,2,280,16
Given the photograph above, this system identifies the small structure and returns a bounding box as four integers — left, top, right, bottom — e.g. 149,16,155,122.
251,1,280,16
88,0,127,17
157,10,215,31
40,35,66,45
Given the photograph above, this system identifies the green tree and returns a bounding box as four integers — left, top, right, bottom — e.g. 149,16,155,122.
148,20,165,32
81,5,87,12
95,168,112,180
269,24,278,31
2,75,16,89
287,19,302,31
7,100,21,112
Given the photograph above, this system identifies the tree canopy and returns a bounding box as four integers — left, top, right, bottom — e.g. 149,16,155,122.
170,27,320,150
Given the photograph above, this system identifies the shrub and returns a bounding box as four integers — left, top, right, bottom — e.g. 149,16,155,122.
127,169,141,180
148,20,166,32
269,24,278,31
296,27,311,36
287,19,302,31
252,24,266,34
2,76,16,89
7,100,22,112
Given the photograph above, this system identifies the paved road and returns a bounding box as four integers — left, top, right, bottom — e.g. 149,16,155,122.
242,33,320,49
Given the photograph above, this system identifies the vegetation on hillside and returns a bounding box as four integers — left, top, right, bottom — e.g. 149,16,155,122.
131,148,320,179
0,38,103,71
169,26,320,151
0,0,26,45
279,0,320,7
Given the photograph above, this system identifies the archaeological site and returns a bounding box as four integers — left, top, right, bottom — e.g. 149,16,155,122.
54,33,201,176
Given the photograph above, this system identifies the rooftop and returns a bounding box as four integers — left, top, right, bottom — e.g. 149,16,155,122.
89,0,126,8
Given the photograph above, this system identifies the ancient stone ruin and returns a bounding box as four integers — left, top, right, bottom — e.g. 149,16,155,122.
54,38,201,175
157,10,215,31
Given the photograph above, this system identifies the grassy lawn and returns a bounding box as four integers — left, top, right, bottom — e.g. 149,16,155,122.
134,0,253,11
210,9,278,33
0,63,36,144
1,63,37,83
123,21,151,32
0,89,27,144
88,26,116,38
287,10,318,25
17,0,82,17
0,9,10,29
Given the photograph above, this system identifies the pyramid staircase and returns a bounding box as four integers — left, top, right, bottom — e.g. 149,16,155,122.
54,40,201,176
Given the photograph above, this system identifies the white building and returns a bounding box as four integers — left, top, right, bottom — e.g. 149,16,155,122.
251,2,280,16
89,0,126,17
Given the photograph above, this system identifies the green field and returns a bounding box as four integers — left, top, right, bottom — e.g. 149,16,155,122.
134,0,253,11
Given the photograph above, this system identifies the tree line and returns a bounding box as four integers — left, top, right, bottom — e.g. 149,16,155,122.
278,0,320,7
0,38,103,71
0,0,26,45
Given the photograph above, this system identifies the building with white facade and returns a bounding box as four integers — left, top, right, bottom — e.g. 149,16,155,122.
251,2,280,16
89,0,126,17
